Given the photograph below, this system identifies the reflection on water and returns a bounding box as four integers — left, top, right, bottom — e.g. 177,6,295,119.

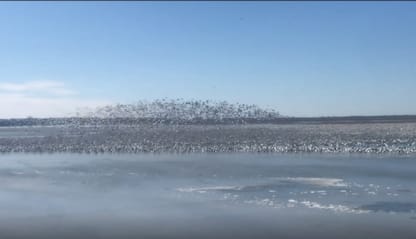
0,153,415,239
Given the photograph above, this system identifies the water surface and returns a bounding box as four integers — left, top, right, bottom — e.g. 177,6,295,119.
0,153,415,239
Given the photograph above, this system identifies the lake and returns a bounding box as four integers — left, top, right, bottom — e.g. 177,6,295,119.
0,153,415,239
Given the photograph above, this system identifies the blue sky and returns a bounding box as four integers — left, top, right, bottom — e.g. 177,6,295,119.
0,2,415,118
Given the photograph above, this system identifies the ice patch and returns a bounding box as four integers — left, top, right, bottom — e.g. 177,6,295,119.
280,177,348,187
243,198,282,208
177,186,242,193
34,170,43,175
177,177,347,195
299,201,369,214
12,171,24,175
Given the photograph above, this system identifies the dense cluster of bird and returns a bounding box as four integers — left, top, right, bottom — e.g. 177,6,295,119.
79,99,281,120
0,100,282,126
1,123,416,154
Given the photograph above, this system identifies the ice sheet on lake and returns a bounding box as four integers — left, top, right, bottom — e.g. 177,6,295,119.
177,186,242,193
297,200,369,214
177,177,347,193
280,177,348,187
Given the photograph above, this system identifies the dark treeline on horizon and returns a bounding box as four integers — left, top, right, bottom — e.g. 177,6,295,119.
1,115,416,127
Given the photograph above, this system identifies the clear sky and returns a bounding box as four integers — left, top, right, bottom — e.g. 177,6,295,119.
0,2,415,118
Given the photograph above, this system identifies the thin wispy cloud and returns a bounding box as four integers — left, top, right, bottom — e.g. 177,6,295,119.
0,80,77,96
0,80,110,118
